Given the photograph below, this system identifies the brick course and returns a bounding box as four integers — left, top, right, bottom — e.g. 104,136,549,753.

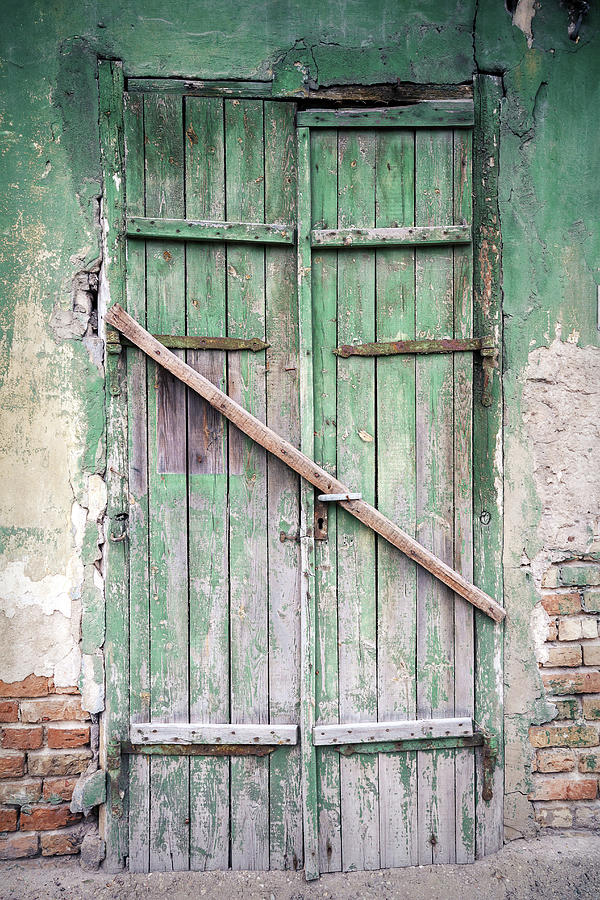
533,562,600,831
0,682,92,859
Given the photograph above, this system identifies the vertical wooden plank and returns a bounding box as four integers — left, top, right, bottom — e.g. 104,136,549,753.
185,96,230,872
415,128,456,866
98,59,129,873
473,75,504,858
336,129,379,872
144,92,189,871
124,90,150,873
453,127,476,865
375,128,419,868
297,125,320,882
264,100,303,872
310,128,342,874
225,98,269,871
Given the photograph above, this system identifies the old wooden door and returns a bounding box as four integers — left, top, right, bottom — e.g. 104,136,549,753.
104,68,502,877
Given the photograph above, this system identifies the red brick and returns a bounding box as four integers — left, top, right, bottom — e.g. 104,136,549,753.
535,749,576,773
579,753,600,773
529,724,599,748
42,776,78,802
547,619,559,641
542,645,582,667
0,702,18,724
20,804,81,831
27,749,92,777
542,592,582,616
542,671,600,695
0,832,39,859
0,807,18,832
50,685,80,695
529,777,598,801
0,778,42,805
0,675,50,699
20,697,88,724
0,752,25,778
47,725,90,749
0,725,43,750
41,826,83,856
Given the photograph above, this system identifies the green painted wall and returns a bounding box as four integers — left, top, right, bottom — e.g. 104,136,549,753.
1,0,599,841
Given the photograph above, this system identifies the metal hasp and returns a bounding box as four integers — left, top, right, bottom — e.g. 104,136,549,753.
333,336,497,406
106,326,268,353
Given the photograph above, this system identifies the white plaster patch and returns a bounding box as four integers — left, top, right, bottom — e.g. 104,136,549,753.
0,608,76,682
512,0,537,49
87,473,107,522
530,603,550,666
82,652,105,714
0,558,81,619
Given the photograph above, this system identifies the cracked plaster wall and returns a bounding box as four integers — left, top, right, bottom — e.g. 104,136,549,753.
0,0,599,845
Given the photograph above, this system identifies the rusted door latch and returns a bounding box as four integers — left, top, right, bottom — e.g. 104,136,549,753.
481,729,499,802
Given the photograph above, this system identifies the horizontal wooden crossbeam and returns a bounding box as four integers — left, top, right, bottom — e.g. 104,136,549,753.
105,304,506,623
127,79,273,97
313,717,473,746
297,101,474,128
311,225,471,248
130,723,298,746
127,217,294,245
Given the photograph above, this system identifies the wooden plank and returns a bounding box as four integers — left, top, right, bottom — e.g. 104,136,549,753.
297,125,320,881
127,216,294,244
314,718,473,746
185,94,229,872
225,98,269,871
264,99,303,872
123,88,150,874
374,127,418,869
144,92,189,872
473,74,504,859
453,126,476,865
415,128,456,866
127,78,273,97
131,724,299,745
311,225,470,248
336,128,379,873
105,304,505,624
297,102,474,128
337,735,484,755
98,58,130,873
310,127,341,874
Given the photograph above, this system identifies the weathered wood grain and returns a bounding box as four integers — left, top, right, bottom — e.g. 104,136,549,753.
127,217,294,244
264,99,303,872
123,89,150,874
415,128,456,865
336,129,379,872
297,102,474,128
311,225,470,247
314,718,473,745
128,79,273,98
144,92,190,872
310,127,342,875
374,127,419,869
185,94,230,872
98,59,130,873
225,98,269,871
131,723,299,745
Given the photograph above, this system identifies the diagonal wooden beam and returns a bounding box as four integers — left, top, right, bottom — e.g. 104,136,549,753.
106,304,506,623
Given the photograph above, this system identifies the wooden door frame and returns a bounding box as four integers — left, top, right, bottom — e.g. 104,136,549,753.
98,61,504,874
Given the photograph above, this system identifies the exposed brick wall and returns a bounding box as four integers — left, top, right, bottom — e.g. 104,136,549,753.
0,675,92,859
531,561,600,830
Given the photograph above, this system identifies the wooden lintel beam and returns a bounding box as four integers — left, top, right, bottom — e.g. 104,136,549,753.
105,304,506,623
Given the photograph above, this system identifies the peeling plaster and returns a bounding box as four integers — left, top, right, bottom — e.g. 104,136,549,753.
512,0,537,48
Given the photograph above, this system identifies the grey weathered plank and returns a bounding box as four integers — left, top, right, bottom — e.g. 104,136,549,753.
311,225,470,247
144,91,190,872
374,127,418,869
336,129,379,872
123,88,150,875
415,127,456,866
314,718,473,746
297,102,474,128
453,126,476,865
131,723,299,745
225,98,269,871
264,99,303,872
310,127,342,875
127,216,294,244
127,79,273,97
185,94,229,872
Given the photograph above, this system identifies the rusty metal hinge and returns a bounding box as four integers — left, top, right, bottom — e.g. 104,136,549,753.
481,729,499,802
110,331,269,353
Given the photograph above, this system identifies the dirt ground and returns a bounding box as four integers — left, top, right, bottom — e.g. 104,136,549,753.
1,833,599,900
